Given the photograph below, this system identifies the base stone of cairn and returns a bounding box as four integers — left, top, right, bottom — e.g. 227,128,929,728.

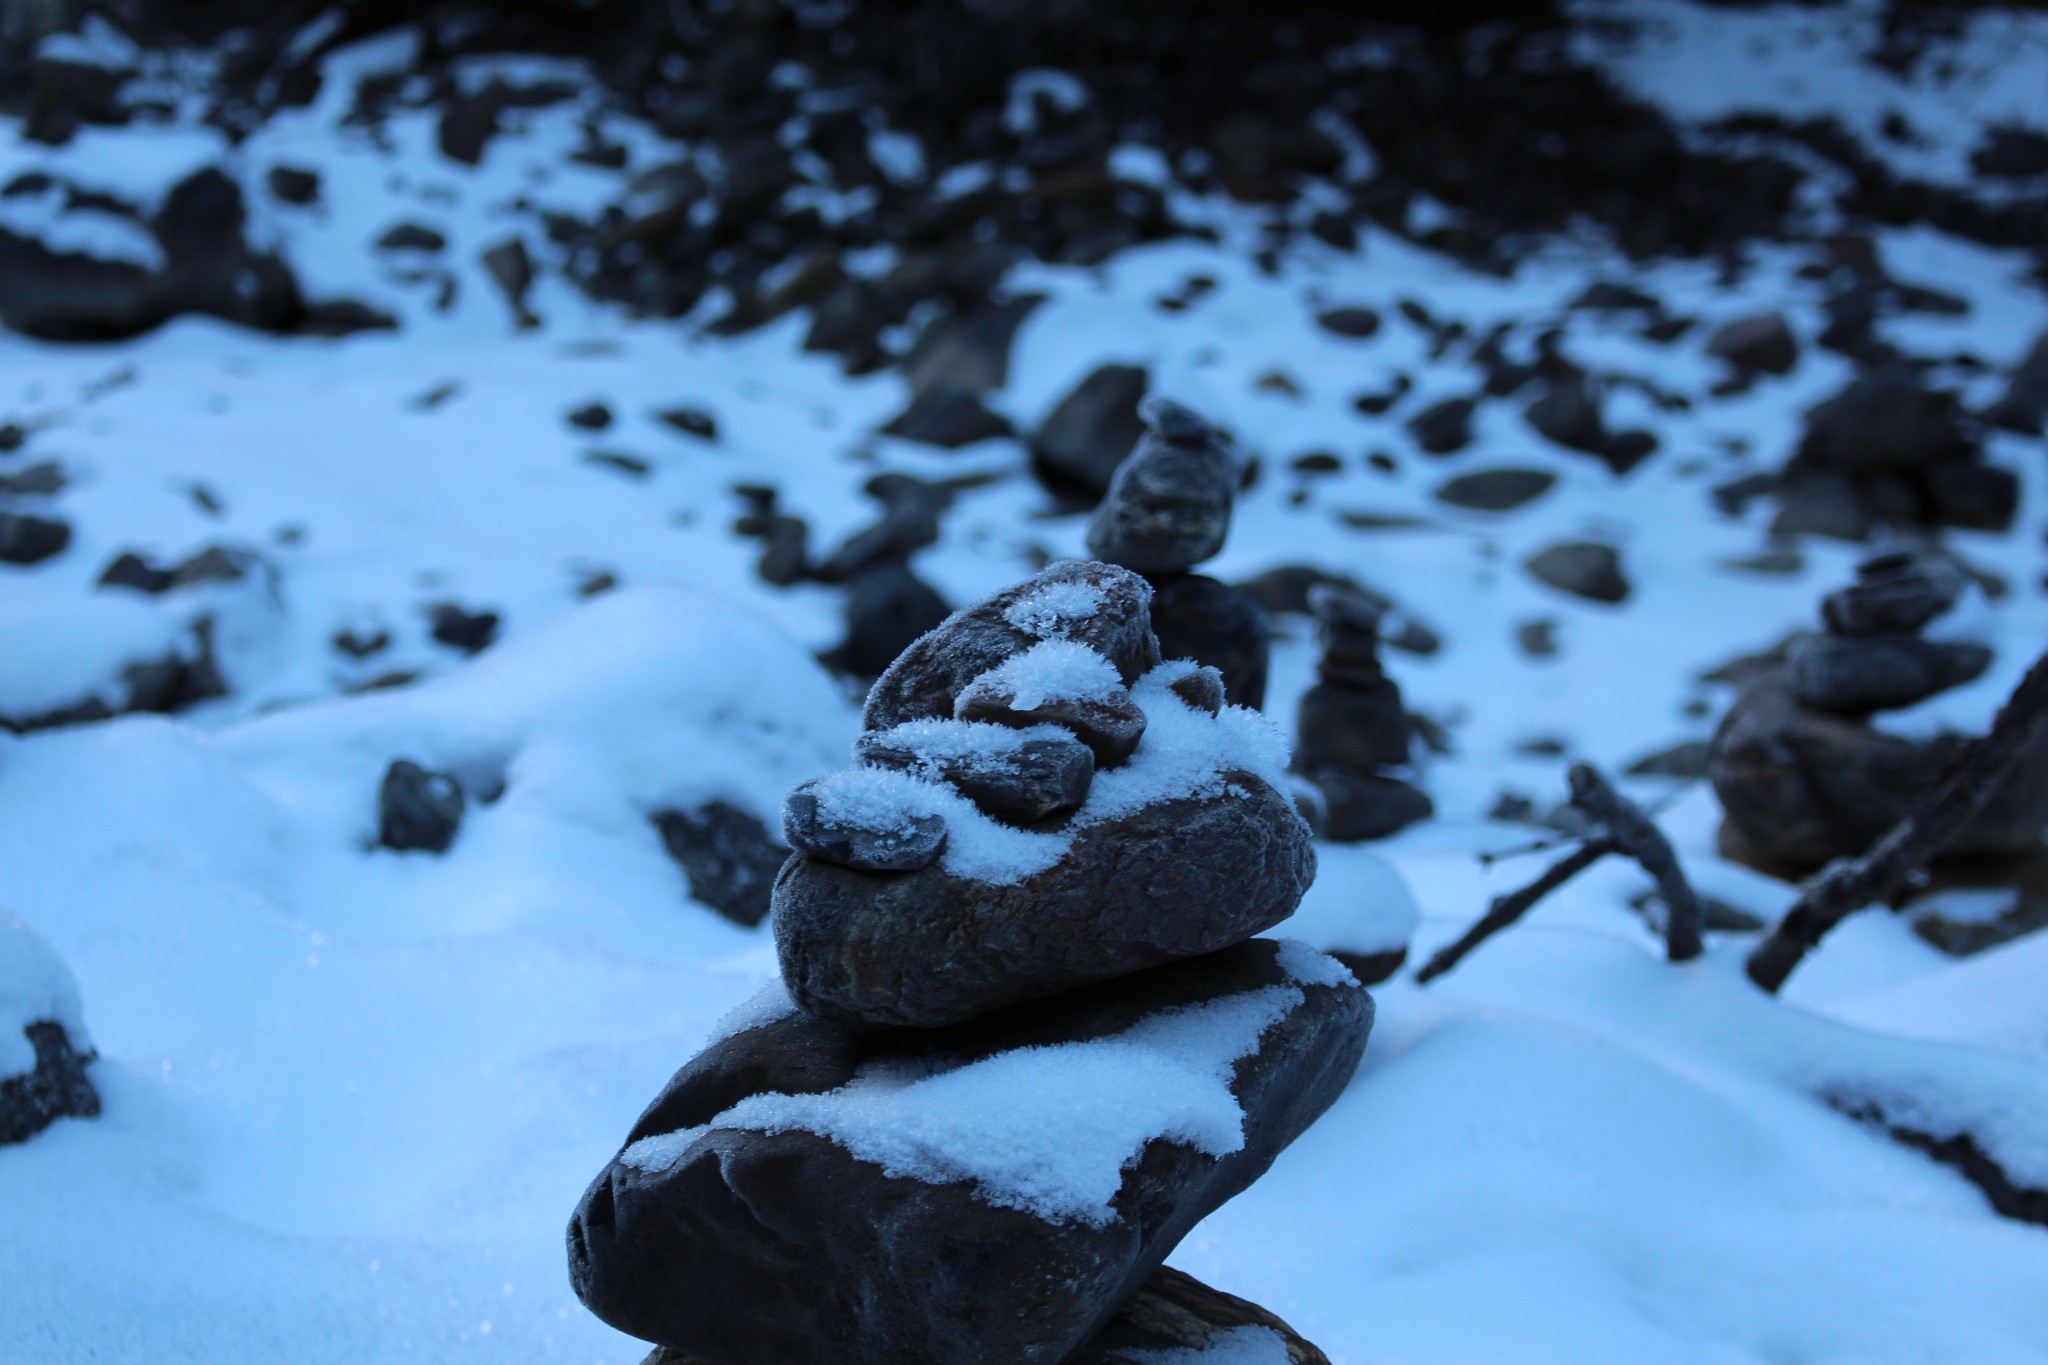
569,561,1374,1365
1710,550,2048,872
637,1265,1333,1365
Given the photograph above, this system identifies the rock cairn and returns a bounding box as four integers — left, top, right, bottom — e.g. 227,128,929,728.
569,560,1375,1365
1710,550,2048,871
1295,584,1434,841
1085,397,1271,709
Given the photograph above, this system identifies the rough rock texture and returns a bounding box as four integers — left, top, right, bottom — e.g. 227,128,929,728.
955,676,1148,769
652,801,790,928
1084,397,1238,574
376,759,465,854
638,1265,1332,1365
568,940,1371,1365
774,774,1316,1029
783,780,948,872
1146,573,1271,711
862,560,1160,732
0,1020,99,1147
857,725,1094,825
1709,673,2048,872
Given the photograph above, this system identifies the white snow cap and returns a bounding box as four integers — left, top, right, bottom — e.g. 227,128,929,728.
965,639,1124,711
1003,580,1109,640
0,912,90,1077
623,958,1336,1225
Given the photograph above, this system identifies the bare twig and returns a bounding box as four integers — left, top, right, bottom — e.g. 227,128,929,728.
1416,841,1616,984
1747,645,2048,994
1423,762,1705,983
1567,764,1704,962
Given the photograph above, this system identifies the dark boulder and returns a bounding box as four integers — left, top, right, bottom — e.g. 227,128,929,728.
1032,364,1149,500
1146,573,1270,710
879,389,1014,449
1709,673,2048,872
652,801,789,927
377,759,465,854
426,602,500,654
568,939,1371,1365
773,774,1315,1030
636,1265,1333,1365
1405,397,1475,456
862,560,1159,732
834,560,951,678
1794,365,1976,476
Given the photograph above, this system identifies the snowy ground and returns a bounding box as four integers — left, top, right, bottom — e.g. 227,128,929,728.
4,3,2048,1362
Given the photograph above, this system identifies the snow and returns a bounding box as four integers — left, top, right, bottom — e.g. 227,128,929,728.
2,5,2048,1362
0,912,90,1077
630,978,1304,1227
965,638,1125,710
1002,579,1109,639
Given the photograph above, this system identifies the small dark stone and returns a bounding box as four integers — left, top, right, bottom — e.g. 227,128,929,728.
99,552,176,593
0,1020,99,1148
566,402,614,431
266,165,320,205
1525,373,1607,457
1786,632,1993,716
570,940,1368,1363
0,423,24,452
298,299,399,336
863,561,1161,732
781,780,948,872
332,626,390,659
375,222,446,252
1525,541,1629,604
0,460,62,496
1167,664,1227,716
1432,467,1556,512
652,802,789,928
814,474,944,583
0,512,70,565
1315,306,1381,339
1405,397,1475,455
584,450,650,479
1146,574,1269,710
857,724,1094,826
426,603,500,654
482,238,536,326
1984,332,2048,435
377,759,464,854
1771,470,1874,541
1290,451,1344,475
1307,767,1434,842
656,407,719,442
1707,313,1798,376
1822,552,1964,636
956,677,1149,770
1085,398,1237,573
1516,618,1559,658
756,516,808,587
879,389,1014,449
1032,364,1150,500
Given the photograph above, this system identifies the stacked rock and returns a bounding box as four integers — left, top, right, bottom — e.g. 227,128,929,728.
569,560,1375,1365
1086,397,1270,709
1710,550,2048,871
1294,585,1434,841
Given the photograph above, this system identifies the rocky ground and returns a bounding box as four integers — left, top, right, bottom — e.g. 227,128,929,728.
2,2,2048,1363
